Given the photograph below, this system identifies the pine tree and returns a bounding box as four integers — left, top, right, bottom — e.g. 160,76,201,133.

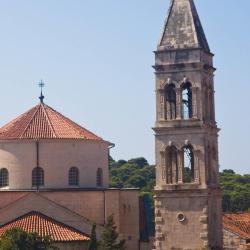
99,215,126,250
88,224,98,250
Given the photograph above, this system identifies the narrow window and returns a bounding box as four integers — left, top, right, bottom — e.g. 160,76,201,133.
166,146,178,184
69,167,79,186
96,168,103,187
164,84,176,120
183,146,195,183
182,82,193,119
32,167,44,187
0,168,9,187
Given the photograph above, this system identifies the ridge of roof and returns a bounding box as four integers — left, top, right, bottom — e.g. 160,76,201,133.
40,103,58,138
0,102,104,141
0,211,90,242
158,0,210,52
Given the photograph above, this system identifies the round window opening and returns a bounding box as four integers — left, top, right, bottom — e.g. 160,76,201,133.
177,213,186,222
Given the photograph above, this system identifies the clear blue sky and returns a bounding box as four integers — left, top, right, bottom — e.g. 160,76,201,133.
0,0,249,174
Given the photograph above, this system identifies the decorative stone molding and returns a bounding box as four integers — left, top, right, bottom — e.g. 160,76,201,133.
156,233,164,240
200,215,208,223
155,200,162,208
155,225,161,232
155,217,164,223
200,232,208,239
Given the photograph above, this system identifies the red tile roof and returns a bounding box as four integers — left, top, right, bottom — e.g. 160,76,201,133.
0,211,90,242
223,212,250,240
0,103,103,140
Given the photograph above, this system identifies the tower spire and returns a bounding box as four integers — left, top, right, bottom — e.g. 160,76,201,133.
158,0,210,51
38,80,45,103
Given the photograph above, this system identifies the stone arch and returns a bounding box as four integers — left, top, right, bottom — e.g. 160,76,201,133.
165,145,178,184
181,81,193,119
32,167,44,187
69,167,79,186
181,144,195,183
96,168,103,187
164,83,177,120
0,168,9,188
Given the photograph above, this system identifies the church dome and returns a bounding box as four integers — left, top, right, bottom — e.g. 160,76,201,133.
0,102,110,190
0,102,103,141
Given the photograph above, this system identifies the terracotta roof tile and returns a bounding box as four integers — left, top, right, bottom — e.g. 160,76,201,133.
0,103,103,140
223,212,250,240
0,211,89,242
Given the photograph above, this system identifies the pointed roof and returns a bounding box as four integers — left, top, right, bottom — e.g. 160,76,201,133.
0,211,90,242
0,102,103,141
158,0,210,52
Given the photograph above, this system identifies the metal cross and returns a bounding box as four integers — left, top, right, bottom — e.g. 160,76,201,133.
38,80,45,103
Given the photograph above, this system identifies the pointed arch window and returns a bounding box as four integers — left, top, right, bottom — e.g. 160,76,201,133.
182,82,193,119
165,146,178,184
0,168,9,187
183,145,195,183
96,168,103,187
69,167,79,186
164,84,176,120
32,167,44,187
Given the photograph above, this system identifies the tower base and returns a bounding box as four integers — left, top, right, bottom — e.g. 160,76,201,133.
154,188,223,250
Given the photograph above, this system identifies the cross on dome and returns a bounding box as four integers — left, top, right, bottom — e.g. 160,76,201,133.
38,80,45,103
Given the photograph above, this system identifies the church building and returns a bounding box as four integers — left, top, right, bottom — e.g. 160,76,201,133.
0,97,140,250
0,0,245,250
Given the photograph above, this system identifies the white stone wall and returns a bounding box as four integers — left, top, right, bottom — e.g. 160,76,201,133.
0,139,109,189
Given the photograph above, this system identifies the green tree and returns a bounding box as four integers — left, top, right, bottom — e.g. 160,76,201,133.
99,215,126,250
0,228,57,250
88,224,98,250
109,156,250,212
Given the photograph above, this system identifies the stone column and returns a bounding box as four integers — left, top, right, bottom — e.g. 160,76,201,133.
159,92,165,120
192,87,198,119
194,150,200,183
160,151,166,183
177,150,183,184
176,88,182,119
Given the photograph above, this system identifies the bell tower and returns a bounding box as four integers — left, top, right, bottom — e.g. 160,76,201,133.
153,0,223,249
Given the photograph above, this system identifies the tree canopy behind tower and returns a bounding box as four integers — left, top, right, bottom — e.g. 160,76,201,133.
109,157,250,212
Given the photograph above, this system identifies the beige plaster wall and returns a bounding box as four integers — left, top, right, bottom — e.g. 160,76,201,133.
0,139,109,189
0,189,140,250
55,241,88,250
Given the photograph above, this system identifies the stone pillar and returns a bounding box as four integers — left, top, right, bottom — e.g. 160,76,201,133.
192,87,198,119
177,150,183,184
176,88,182,119
159,92,165,120
160,152,166,184
194,150,200,183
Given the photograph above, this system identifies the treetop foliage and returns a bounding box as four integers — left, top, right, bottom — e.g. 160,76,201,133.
110,157,250,212
88,224,98,250
0,228,57,250
99,215,126,250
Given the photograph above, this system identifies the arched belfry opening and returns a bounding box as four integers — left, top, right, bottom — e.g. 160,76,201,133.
164,84,176,120
182,82,193,119
182,145,195,183
165,146,178,184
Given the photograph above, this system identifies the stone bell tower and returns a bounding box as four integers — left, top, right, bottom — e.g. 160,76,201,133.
153,0,223,249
